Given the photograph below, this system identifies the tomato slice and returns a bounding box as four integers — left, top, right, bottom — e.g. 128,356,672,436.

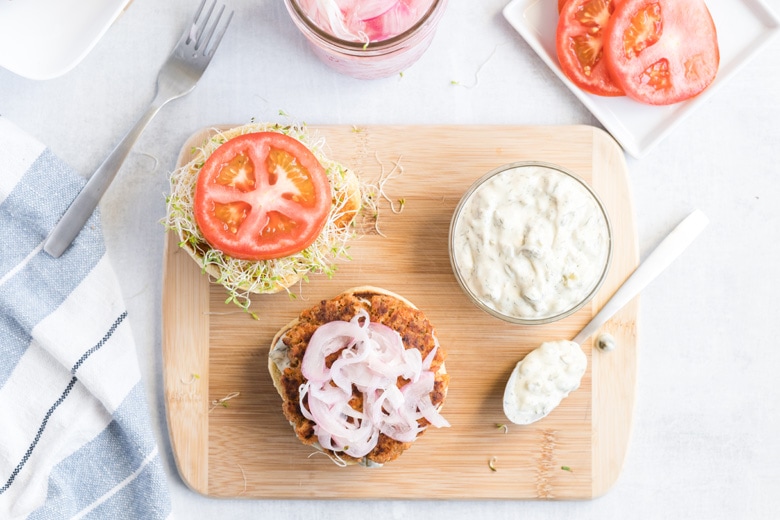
193,132,332,260
604,0,719,105
556,0,625,97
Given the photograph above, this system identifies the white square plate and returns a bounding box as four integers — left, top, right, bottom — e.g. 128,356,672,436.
0,0,133,80
503,0,780,158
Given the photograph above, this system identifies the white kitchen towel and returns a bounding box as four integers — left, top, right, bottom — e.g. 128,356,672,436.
0,117,172,519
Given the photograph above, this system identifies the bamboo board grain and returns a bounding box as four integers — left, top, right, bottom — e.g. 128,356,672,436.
161,125,639,500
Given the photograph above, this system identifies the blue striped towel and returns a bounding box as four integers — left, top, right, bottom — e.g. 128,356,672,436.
0,117,171,519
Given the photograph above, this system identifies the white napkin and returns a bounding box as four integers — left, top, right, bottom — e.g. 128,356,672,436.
0,117,171,519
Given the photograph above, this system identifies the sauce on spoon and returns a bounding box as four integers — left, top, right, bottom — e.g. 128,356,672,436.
502,340,586,425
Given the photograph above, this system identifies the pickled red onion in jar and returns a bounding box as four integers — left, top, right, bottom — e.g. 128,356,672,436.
297,0,436,43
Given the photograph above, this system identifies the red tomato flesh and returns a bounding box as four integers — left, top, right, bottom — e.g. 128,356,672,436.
556,0,625,97
604,0,719,105
193,132,332,261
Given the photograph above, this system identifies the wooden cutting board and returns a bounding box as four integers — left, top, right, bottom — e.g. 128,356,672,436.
161,125,638,500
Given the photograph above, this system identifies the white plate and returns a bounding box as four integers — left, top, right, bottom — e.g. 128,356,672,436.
0,0,133,80
503,0,780,158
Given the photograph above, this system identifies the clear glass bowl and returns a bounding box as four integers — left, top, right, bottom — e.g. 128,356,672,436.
448,161,613,325
283,0,448,79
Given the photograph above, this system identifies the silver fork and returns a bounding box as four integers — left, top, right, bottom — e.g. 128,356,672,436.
44,0,233,258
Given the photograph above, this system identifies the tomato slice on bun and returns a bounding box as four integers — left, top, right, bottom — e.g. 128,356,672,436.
193,132,332,260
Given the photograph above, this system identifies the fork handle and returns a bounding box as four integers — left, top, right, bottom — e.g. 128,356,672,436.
44,97,167,258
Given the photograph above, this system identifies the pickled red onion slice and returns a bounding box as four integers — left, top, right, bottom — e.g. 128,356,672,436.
299,309,449,458
335,0,400,20
297,0,434,43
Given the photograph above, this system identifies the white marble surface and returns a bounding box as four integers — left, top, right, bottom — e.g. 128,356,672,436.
2,0,779,518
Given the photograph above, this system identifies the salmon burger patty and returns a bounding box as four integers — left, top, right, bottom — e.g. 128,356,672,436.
268,286,450,466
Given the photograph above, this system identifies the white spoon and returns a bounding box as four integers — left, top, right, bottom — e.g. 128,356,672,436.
503,209,709,425
573,208,709,345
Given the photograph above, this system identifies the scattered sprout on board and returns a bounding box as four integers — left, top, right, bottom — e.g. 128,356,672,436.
209,391,240,412
597,332,617,352
358,152,406,237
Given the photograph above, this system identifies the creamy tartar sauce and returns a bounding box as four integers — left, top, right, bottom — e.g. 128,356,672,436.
452,164,610,321
502,340,587,425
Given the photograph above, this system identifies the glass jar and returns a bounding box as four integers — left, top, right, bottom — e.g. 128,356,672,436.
449,161,613,325
283,0,448,79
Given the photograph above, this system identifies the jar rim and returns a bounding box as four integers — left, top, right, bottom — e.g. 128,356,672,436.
285,0,445,51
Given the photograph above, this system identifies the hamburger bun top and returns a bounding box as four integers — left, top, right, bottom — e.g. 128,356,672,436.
165,122,362,305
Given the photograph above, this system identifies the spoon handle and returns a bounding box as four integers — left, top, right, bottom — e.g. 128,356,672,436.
572,209,709,345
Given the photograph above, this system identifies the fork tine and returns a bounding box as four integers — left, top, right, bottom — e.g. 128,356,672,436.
191,0,207,24
202,9,233,57
196,4,225,52
190,0,215,46
186,0,233,57
185,0,208,44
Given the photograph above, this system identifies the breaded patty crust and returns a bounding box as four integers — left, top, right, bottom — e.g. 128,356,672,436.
268,286,449,466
